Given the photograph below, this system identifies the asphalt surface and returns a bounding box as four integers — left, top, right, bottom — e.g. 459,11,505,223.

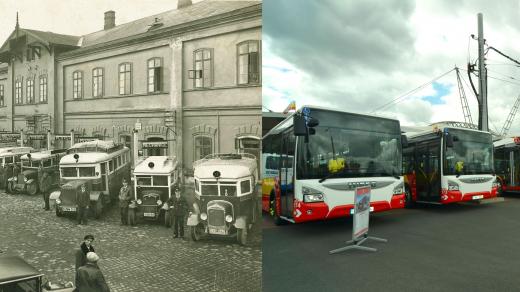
0,187,262,292
263,194,520,292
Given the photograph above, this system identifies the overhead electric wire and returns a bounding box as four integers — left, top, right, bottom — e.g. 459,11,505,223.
487,46,520,67
370,68,456,113
486,69,520,81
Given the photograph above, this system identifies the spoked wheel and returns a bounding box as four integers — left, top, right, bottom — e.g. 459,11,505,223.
6,182,14,194
55,207,62,217
164,210,172,228
404,187,415,208
189,224,203,241
26,182,38,196
94,199,103,219
237,227,248,246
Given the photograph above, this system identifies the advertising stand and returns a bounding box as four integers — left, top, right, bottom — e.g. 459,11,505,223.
329,186,387,254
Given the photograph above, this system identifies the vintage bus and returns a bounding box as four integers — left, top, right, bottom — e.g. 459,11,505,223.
262,106,405,224
0,146,33,189
403,122,497,206
494,136,520,194
53,140,131,218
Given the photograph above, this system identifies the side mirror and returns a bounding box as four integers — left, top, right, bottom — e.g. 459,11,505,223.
445,134,454,148
401,135,408,148
293,114,307,136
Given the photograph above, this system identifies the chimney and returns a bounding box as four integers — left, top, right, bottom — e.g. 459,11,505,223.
177,0,192,9
104,10,115,30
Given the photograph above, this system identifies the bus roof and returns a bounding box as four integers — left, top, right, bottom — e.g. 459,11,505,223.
133,156,178,175
0,256,43,285
403,122,491,139
494,136,520,148
0,147,32,157
60,147,128,165
68,140,125,154
194,153,257,179
263,105,399,138
21,149,66,161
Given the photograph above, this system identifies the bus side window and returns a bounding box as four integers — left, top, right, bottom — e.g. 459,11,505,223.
109,160,114,173
117,156,122,168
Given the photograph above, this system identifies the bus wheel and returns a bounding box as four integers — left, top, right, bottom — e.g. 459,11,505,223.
7,182,14,194
497,181,503,196
128,209,136,226
94,200,103,219
189,225,202,242
27,182,38,196
55,207,62,217
164,210,172,228
405,187,415,208
237,227,248,246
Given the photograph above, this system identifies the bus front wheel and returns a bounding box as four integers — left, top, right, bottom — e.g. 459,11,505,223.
164,210,172,228
128,209,136,226
405,187,415,208
237,227,248,246
27,182,38,196
94,200,103,219
189,224,202,241
270,194,284,226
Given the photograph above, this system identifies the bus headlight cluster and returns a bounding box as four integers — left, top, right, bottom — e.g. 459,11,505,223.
56,198,61,204
302,186,324,203
137,199,142,205
200,213,207,220
448,180,460,191
23,177,28,183
225,215,233,222
392,182,404,195
157,200,162,206
492,180,500,188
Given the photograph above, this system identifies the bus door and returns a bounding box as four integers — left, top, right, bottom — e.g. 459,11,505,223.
279,132,295,218
415,141,441,202
513,149,520,186
100,162,108,192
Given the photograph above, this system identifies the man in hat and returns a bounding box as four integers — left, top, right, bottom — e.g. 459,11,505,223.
118,178,132,225
171,187,189,238
76,252,110,292
75,234,95,272
76,184,90,225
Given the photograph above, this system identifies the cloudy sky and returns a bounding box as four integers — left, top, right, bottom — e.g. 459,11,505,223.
0,0,206,44
263,0,520,134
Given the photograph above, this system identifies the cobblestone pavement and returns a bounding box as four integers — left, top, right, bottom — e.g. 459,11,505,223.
0,188,261,292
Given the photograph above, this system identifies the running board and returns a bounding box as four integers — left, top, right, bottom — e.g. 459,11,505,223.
280,216,295,223
415,200,442,205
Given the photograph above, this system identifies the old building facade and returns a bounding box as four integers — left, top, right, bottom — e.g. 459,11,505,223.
0,0,262,177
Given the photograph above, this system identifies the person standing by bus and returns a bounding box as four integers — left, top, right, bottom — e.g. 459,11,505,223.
76,184,90,225
38,164,50,210
118,179,132,225
171,188,189,238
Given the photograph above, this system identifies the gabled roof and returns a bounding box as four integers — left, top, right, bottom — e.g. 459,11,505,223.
80,0,260,47
0,28,80,54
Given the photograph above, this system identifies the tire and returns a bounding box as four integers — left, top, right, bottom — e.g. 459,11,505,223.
94,199,103,219
270,194,284,226
404,186,415,208
55,207,62,217
6,181,13,194
497,180,503,197
128,209,136,226
26,182,38,196
189,224,202,242
164,210,172,228
237,227,248,246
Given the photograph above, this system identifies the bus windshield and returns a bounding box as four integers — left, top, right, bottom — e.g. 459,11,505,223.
444,128,493,175
296,110,402,180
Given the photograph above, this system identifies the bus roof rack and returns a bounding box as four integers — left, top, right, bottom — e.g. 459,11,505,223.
428,121,479,130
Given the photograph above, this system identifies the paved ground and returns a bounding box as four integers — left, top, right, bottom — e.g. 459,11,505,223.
0,188,261,292
263,194,520,292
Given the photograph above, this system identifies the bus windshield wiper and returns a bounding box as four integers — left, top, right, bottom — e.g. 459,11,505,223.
319,171,339,183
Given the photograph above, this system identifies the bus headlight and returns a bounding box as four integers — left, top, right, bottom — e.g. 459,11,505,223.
225,215,233,222
393,182,404,196
448,181,459,191
492,180,499,188
13,177,17,182
56,198,61,204
200,213,207,220
157,200,162,205
302,186,324,203
23,177,28,183
137,199,142,205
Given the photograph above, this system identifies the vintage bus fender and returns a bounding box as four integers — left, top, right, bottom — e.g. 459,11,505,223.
49,190,61,210
89,191,103,202
26,178,35,185
234,216,248,230
187,213,201,226
7,176,16,182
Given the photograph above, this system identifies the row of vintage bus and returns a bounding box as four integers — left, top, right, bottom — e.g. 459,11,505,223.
262,105,519,224
0,140,259,245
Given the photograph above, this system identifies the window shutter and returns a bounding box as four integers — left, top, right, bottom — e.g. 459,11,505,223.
249,52,259,83
154,67,162,92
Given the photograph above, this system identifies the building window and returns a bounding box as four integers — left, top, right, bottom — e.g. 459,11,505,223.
193,49,212,88
26,78,35,104
194,136,212,160
15,79,22,104
119,63,132,95
73,71,83,99
92,68,104,98
0,85,4,107
39,75,47,103
147,58,162,93
237,40,260,85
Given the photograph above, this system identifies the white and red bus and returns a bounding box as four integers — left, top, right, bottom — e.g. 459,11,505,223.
494,136,520,194
402,122,497,206
262,106,405,224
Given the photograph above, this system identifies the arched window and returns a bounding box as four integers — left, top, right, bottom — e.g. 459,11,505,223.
72,71,83,99
26,78,35,104
237,40,260,85
39,75,48,103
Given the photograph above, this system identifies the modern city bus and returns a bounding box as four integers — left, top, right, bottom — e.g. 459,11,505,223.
494,136,520,194
262,106,405,224
402,122,497,206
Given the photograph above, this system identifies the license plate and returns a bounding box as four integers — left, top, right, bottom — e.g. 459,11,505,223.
143,212,155,217
63,207,76,212
472,195,484,200
350,206,374,215
209,228,226,235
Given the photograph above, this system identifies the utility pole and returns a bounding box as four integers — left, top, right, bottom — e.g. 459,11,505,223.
477,13,488,132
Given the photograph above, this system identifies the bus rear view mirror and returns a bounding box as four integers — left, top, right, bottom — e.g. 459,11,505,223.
293,114,307,136
307,117,319,128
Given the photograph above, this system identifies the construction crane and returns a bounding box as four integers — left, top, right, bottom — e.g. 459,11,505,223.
455,67,474,125
500,94,520,137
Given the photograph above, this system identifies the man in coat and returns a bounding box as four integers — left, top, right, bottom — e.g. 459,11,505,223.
171,188,189,238
75,235,95,272
118,179,132,225
76,252,110,292
76,184,90,225
38,164,50,210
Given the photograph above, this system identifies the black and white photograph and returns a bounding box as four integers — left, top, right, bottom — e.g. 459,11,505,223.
0,0,261,291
